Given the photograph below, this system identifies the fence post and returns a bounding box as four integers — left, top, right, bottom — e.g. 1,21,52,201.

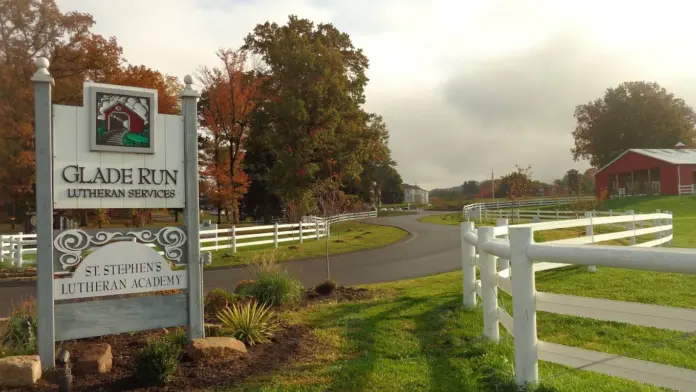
496,218,510,271
509,226,539,386
214,229,219,250
8,236,15,266
461,222,477,309
299,221,304,244
315,218,320,240
477,226,499,342
0,234,4,262
231,226,237,253
667,210,673,245
655,209,661,244
626,210,636,245
16,232,23,266
273,222,279,248
584,212,597,272
555,210,559,220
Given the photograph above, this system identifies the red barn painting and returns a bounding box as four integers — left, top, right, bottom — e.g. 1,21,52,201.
95,92,151,149
594,143,696,198
104,103,145,134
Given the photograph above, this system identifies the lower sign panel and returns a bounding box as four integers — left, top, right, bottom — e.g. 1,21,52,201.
55,294,188,341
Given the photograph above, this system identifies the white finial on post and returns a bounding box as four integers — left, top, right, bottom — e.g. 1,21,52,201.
32,57,54,84
181,74,199,97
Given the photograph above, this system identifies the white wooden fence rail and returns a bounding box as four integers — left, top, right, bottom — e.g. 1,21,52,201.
462,196,596,220
460,209,696,391
0,210,377,266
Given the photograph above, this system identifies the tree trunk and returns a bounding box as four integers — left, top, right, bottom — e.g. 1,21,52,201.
217,203,222,224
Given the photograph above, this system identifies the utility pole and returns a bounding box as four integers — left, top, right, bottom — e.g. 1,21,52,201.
491,170,495,200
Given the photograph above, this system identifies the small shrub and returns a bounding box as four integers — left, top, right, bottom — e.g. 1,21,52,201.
249,270,304,307
314,280,337,296
204,288,239,319
217,300,280,346
134,336,183,386
0,300,37,355
246,254,303,307
233,280,257,295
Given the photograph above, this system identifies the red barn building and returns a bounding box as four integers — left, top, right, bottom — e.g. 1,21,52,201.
104,103,146,134
594,144,696,198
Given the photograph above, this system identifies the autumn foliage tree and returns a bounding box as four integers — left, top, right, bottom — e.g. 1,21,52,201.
499,165,533,223
243,16,391,218
0,0,122,219
198,49,261,223
0,0,184,227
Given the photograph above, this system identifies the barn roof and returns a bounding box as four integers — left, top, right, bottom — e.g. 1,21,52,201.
596,148,696,174
103,101,146,120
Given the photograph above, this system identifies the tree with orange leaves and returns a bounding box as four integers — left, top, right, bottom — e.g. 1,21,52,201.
198,49,262,223
0,0,122,221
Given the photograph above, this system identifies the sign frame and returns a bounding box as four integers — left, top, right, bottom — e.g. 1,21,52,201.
88,84,158,154
32,58,204,369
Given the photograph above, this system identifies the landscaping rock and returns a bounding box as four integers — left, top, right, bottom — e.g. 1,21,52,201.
75,343,112,374
0,355,41,387
188,337,247,361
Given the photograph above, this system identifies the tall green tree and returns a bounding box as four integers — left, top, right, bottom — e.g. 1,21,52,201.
571,81,696,168
243,15,371,211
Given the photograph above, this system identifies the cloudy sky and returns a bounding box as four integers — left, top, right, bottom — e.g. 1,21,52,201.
56,0,696,190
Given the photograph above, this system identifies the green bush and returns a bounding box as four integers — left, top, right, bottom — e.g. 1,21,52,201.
217,300,280,346
314,280,337,295
0,300,37,355
244,256,303,307
134,336,183,386
248,269,304,307
233,279,257,295
204,288,241,319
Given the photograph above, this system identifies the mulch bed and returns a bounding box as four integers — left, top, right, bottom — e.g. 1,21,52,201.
7,287,373,392
20,324,317,392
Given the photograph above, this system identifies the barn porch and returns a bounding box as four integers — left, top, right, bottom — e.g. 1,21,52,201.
608,168,661,197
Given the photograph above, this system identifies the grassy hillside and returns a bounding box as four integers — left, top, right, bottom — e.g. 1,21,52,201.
598,196,696,248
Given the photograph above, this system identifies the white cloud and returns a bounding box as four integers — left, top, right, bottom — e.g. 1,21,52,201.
56,0,696,189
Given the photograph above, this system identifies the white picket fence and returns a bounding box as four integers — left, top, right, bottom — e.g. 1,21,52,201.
463,196,596,220
0,210,377,266
460,209,696,390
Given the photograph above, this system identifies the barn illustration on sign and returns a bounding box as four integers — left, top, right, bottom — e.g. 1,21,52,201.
95,93,151,149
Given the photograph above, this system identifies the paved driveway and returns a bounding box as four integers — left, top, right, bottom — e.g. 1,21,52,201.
0,211,461,317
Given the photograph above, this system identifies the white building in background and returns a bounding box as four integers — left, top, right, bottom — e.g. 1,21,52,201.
403,184,429,204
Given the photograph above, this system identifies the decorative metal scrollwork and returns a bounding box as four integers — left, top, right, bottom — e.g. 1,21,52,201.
127,227,187,262
53,227,188,270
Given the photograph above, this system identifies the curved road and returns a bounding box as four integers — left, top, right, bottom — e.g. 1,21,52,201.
0,212,460,317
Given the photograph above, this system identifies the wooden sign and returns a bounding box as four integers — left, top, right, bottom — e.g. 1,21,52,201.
32,58,204,369
52,82,185,210
54,241,187,300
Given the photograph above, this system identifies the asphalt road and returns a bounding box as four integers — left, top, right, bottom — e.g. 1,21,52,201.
0,211,461,317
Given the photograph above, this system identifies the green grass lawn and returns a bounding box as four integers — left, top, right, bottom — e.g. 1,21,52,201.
226,271,666,391
207,221,408,268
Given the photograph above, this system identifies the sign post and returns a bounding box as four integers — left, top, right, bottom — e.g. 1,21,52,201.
32,57,56,369
32,58,204,369
181,75,204,340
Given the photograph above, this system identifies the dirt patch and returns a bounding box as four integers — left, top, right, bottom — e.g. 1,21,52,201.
304,286,373,304
0,267,37,280
353,235,363,239
19,324,317,392
332,239,345,244
287,245,301,250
